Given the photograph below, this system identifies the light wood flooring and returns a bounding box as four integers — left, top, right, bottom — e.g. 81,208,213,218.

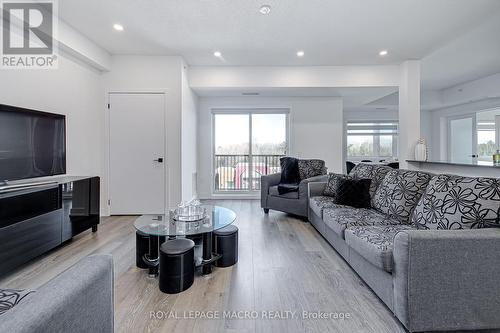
0,200,406,333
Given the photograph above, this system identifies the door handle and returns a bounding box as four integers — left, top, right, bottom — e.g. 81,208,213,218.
154,158,164,163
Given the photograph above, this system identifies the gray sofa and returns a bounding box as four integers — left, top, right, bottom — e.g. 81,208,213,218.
308,163,500,332
261,159,328,217
0,255,114,333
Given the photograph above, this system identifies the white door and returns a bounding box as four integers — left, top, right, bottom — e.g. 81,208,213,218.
109,93,165,214
448,115,476,162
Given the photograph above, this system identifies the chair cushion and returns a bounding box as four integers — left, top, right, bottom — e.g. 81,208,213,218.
323,206,400,239
411,174,500,230
309,196,345,218
0,289,35,316
372,169,432,224
349,163,393,200
214,224,238,236
277,183,300,195
298,159,326,180
160,238,195,255
345,224,416,272
269,185,299,199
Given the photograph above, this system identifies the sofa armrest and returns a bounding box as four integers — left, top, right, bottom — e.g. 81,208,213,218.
299,175,328,199
0,255,114,333
392,229,500,332
261,173,281,208
307,181,327,199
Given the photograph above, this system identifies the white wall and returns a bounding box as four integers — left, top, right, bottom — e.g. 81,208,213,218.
0,54,106,212
197,96,343,199
181,62,199,201
101,55,184,209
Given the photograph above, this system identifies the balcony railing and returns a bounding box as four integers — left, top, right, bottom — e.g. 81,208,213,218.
214,154,284,191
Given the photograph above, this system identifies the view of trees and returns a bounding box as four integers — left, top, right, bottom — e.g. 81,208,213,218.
216,142,286,155
347,142,374,157
478,140,496,157
347,140,393,157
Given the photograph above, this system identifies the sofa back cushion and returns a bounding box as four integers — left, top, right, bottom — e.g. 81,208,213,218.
298,159,326,180
372,169,432,224
349,163,393,199
411,174,500,229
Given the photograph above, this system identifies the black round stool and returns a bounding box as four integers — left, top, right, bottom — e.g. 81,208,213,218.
213,225,238,267
159,238,195,294
136,231,150,269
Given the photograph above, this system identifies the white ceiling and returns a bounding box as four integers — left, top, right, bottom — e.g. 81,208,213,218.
421,11,500,90
59,0,500,66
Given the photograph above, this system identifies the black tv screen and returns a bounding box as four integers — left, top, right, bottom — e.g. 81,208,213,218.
0,104,66,182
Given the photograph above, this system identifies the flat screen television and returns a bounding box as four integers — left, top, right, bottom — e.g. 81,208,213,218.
0,104,66,182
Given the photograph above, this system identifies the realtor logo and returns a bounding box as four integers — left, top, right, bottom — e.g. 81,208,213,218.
1,0,58,69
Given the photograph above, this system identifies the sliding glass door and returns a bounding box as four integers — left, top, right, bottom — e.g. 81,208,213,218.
213,110,288,193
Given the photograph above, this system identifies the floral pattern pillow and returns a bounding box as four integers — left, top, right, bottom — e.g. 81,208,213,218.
298,159,326,180
372,169,432,224
323,173,350,197
349,163,393,199
411,174,500,229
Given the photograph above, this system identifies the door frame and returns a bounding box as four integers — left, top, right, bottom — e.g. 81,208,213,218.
210,107,291,196
104,91,168,216
496,115,500,150
447,113,477,161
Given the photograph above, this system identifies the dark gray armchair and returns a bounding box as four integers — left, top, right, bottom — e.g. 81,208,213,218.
261,172,327,217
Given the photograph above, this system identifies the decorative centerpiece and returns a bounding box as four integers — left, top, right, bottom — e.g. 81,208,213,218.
414,139,428,161
170,199,207,222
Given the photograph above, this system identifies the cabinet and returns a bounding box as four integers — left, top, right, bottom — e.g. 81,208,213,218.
0,176,100,276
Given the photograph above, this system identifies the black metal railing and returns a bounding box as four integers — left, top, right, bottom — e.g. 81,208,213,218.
214,154,284,191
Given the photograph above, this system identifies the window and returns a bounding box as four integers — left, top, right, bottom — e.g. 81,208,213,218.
477,119,495,161
346,121,398,160
447,109,500,162
213,110,288,193
476,109,499,162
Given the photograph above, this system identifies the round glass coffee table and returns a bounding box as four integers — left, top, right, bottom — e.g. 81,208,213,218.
134,205,236,276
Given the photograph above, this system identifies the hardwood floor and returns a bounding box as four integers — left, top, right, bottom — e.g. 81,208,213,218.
0,200,405,333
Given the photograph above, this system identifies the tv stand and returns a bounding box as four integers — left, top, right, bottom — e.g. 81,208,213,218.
0,180,58,192
0,176,100,276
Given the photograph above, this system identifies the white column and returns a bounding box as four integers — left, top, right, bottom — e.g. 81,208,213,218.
399,60,421,169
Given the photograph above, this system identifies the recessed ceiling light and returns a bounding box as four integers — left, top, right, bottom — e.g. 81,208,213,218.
379,50,388,56
259,5,271,15
296,50,305,57
113,24,124,31
213,51,222,57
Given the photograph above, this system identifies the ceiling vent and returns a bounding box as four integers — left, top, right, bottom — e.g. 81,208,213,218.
242,92,260,96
